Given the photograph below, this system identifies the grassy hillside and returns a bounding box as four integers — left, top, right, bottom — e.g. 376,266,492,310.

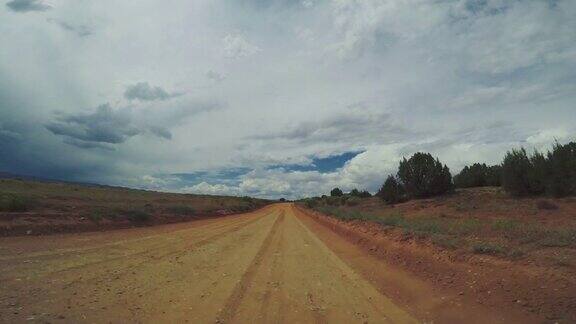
0,178,269,236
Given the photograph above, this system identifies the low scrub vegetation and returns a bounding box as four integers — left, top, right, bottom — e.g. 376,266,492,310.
0,193,35,212
122,208,152,222
471,242,505,255
166,205,196,216
308,204,576,259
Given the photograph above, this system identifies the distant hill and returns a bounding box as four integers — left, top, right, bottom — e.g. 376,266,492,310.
0,171,127,190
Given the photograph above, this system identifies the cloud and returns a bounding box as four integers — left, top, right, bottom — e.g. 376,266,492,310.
302,0,314,9
182,182,240,196
147,126,172,140
124,82,180,101
47,19,93,37
206,70,225,83
0,124,21,140
6,0,51,12
222,34,261,59
1,0,575,199
256,110,418,146
62,138,116,151
45,104,141,146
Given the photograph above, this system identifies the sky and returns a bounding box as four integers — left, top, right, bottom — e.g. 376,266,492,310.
1,0,575,199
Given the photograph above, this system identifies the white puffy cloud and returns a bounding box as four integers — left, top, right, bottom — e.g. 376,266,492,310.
182,182,240,196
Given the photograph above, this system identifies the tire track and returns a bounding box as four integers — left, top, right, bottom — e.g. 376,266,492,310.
0,212,261,262
215,211,285,323
42,211,280,322
256,226,283,322
0,211,275,296
54,211,276,288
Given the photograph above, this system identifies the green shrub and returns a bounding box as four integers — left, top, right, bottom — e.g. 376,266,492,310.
501,142,576,197
349,188,360,197
527,151,547,195
87,212,104,222
454,163,502,188
471,242,505,255
486,165,503,187
358,190,371,198
123,209,152,222
377,175,405,205
330,188,343,197
502,148,539,196
348,189,371,198
397,152,454,198
304,198,318,208
546,142,576,197
326,196,345,206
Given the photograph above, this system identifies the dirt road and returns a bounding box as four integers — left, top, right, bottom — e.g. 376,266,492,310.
0,203,417,323
1,203,526,323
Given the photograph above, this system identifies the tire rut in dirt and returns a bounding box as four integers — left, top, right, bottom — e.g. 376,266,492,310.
6,212,273,288
216,211,286,323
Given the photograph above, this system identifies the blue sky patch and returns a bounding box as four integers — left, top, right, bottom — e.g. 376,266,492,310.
269,151,363,173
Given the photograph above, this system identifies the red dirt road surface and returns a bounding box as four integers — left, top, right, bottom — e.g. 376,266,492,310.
0,204,536,323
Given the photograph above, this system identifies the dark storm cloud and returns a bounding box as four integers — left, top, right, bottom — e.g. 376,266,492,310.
45,104,140,146
6,0,51,12
0,124,21,141
62,138,115,151
124,82,180,101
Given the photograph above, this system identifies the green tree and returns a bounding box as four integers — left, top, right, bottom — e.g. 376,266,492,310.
454,163,502,188
330,187,344,197
501,148,532,196
378,175,405,204
397,152,454,198
546,142,576,197
349,188,360,197
358,190,372,198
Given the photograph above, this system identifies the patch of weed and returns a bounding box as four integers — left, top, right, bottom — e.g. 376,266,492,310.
491,218,520,232
431,235,461,250
471,242,505,255
536,200,559,210
122,209,152,222
87,212,104,222
167,205,196,216
0,194,35,212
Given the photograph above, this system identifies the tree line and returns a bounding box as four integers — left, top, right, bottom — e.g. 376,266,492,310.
327,140,576,204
